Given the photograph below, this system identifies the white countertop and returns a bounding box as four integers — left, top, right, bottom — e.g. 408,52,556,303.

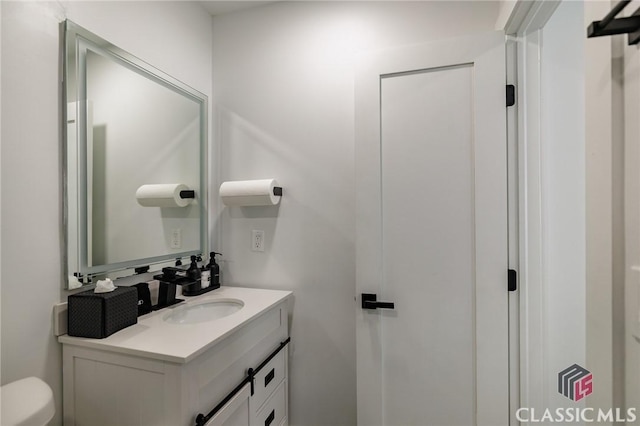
58,286,292,364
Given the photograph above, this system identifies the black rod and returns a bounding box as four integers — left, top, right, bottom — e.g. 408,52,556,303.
600,0,631,29
588,15,640,38
180,190,195,199
194,377,251,426
628,7,640,44
254,337,291,374
194,338,291,426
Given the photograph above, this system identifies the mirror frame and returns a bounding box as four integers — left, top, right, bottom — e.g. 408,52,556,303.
62,20,208,288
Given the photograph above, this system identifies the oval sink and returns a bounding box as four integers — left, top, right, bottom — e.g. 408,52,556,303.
163,299,244,325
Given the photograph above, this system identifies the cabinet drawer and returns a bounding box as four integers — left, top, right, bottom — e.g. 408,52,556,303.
205,383,251,426
252,347,286,411
255,381,286,426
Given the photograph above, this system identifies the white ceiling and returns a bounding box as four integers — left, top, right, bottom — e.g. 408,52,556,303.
200,1,278,16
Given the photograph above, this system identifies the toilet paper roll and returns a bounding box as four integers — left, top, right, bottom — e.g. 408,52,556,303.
136,184,192,208
220,179,281,207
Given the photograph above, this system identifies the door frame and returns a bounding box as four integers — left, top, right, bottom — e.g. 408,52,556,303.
353,1,566,423
503,0,562,422
510,0,625,418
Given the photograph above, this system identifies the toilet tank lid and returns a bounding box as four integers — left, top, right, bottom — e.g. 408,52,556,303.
1,377,55,426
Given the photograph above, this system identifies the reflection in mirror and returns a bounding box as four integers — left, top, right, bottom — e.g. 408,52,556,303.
63,20,208,289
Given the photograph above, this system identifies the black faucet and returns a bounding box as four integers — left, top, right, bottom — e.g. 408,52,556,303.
153,266,200,308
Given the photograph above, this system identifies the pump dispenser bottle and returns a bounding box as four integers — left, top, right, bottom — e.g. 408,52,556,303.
208,252,222,289
186,255,201,281
181,255,202,296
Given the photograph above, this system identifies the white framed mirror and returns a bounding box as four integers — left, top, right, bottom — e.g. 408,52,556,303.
62,20,208,289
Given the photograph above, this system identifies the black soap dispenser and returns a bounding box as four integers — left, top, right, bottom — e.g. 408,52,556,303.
183,255,202,296
207,252,222,289
186,255,201,280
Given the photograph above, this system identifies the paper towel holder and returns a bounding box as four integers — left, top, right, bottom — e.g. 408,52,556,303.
219,179,283,207
136,184,195,208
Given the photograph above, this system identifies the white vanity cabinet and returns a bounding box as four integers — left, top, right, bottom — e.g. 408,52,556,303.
208,346,288,426
59,287,291,426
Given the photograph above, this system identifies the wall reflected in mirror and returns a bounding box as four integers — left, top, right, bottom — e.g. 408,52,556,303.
63,20,208,288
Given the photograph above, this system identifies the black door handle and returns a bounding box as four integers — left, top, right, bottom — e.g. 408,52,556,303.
362,293,395,310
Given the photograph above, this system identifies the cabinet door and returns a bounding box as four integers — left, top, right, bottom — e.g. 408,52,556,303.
206,384,251,426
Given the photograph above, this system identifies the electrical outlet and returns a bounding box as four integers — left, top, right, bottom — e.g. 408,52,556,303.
252,230,265,252
171,228,182,249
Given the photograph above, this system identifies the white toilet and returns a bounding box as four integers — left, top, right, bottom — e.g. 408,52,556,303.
0,377,55,426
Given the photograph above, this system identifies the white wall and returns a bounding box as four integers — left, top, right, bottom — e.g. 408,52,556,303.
583,0,627,417
211,2,499,424
1,2,503,425
625,0,640,420
495,0,517,30
87,54,201,265
0,3,212,425
540,0,587,412
0,1,3,397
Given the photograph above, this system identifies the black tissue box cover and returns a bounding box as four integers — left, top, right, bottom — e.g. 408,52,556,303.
68,286,138,338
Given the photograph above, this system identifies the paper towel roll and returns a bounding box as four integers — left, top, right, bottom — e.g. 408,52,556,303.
220,179,281,206
136,184,193,208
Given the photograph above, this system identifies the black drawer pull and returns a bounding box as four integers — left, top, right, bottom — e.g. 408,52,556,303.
265,409,275,426
265,368,275,387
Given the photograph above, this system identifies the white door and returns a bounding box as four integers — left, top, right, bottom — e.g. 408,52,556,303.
355,31,509,426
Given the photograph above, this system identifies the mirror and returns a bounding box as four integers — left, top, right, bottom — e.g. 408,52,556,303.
62,20,208,289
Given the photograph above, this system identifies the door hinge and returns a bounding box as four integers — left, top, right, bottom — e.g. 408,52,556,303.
508,269,517,292
506,84,516,107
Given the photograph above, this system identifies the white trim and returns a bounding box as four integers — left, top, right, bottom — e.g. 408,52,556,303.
505,0,561,422
517,27,547,418
505,0,561,36
506,36,520,426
